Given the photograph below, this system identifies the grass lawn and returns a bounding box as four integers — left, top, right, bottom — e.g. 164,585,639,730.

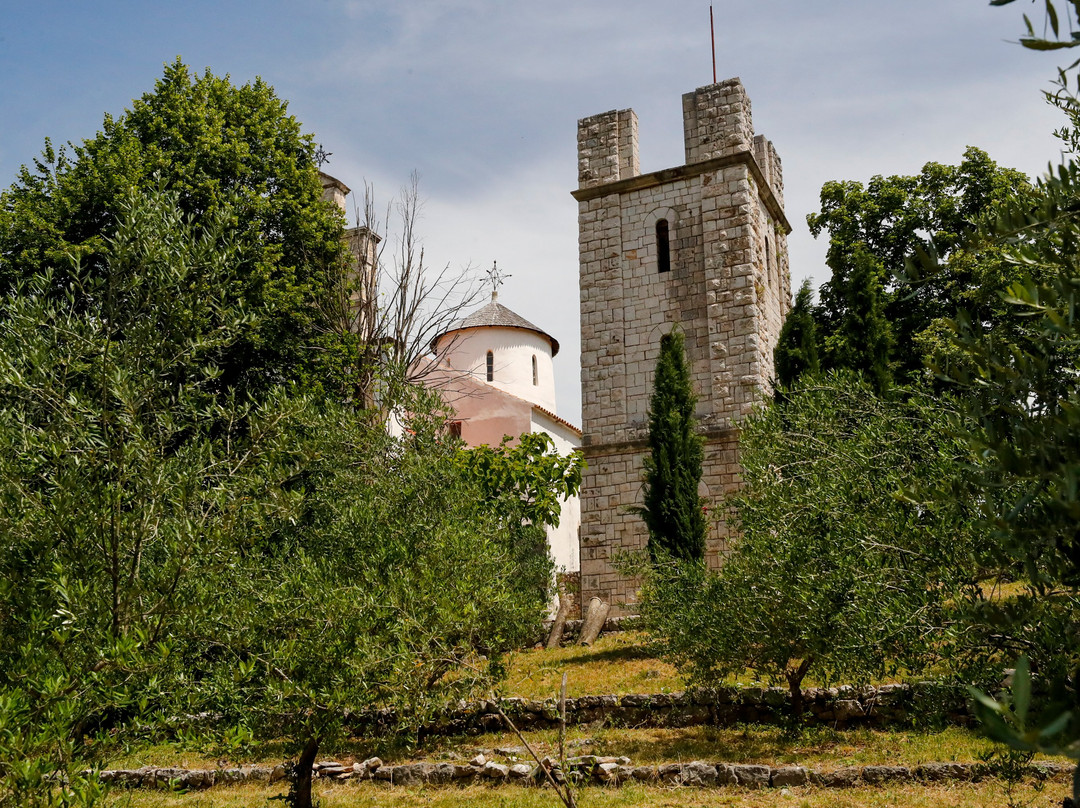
96,632,1076,807
500,632,683,699
105,724,1016,773
104,778,1072,808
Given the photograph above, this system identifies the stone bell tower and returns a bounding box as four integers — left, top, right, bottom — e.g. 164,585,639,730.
574,78,791,611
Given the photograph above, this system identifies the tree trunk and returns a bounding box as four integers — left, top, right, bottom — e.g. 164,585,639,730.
785,658,813,722
292,736,319,808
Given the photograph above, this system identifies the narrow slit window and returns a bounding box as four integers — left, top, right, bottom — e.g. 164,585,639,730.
765,237,772,286
532,355,538,385
486,350,494,382
656,219,671,273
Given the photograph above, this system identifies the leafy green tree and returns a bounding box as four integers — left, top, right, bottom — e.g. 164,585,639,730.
925,9,1080,794
935,159,1080,699
0,188,561,802
0,59,348,402
830,245,893,393
460,431,584,530
459,432,584,609
640,373,982,718
774,279,820,388
0,188,311,806
799,148,1031,386
636,330,707,563
947,134,1080,808
195,390,558,744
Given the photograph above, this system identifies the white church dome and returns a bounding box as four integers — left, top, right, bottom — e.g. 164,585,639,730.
431,293,560,414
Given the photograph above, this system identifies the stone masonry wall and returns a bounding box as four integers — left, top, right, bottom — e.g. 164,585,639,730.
575,78,790,611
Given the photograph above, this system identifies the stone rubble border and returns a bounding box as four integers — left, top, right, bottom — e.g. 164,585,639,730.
94,756,1072,792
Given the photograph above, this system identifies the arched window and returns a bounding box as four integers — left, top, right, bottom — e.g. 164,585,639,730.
486,350,494,382
656,219,671,274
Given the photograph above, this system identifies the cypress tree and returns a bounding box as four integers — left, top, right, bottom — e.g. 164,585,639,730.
638,329,708,563
774,279,821,388
832,245,893,394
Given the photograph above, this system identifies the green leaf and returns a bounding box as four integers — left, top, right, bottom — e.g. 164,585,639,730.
968,685,1005,715
1048,0,1061,37
1020,37,1080,49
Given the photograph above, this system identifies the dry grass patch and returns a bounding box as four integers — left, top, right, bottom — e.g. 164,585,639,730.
501,632,682,700
104,777,1072,808
501,631,918,701
414,724,1064,770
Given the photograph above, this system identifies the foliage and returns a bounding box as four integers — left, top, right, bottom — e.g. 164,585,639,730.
0,59,347,402
0,189,311,805
635,330,707,564
182,386,546,744
461,432,583,531
941,9,1080,795
991,0,1080,53
459,432,584,604
829,245,893,393
773,279,819,389
969,657,1078,803
940,145,1080,789
794,148,1031,387
640,373,982,718
0,189,554,803
0,681,116,808
947,162,1080,592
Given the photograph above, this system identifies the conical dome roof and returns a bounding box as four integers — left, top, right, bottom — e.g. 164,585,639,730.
432,293,560,356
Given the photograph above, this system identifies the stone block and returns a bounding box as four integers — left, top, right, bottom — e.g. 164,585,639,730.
731,764,770,788
861,765,911,784
771,766,808,787
916,762,974,782
678,761,717,787
812,767,861,788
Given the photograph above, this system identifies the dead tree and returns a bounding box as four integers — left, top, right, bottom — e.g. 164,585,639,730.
317,173,484,408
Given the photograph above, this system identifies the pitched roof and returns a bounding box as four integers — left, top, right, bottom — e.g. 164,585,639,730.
432,293,560,356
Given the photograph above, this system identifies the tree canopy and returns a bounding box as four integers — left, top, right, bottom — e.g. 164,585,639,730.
639,374,982,718
0,67,571,806
0,59,348,401
793,148,1032,387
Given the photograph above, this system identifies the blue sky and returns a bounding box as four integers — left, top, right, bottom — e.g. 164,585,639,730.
0,1,1071,421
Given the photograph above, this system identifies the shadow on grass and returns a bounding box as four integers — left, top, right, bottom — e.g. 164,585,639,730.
552,643,660,667
584,725,849,765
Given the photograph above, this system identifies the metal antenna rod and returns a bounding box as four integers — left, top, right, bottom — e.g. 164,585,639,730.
710,5,717,84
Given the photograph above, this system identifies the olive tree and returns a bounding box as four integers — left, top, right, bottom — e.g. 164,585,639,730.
640,373,983,718
0,188,312,807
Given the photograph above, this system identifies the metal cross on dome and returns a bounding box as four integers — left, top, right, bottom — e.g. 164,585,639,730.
486,261,511,299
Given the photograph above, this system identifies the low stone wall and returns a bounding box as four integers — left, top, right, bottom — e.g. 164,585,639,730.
353,681,971,739
94,756,1072,792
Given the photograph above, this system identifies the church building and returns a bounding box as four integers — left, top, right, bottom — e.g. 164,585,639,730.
317,172,582,578
427,292,582,575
